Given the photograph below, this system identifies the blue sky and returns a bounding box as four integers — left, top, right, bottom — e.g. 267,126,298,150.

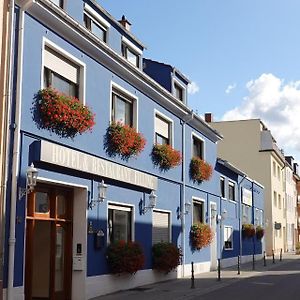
99,0,300,159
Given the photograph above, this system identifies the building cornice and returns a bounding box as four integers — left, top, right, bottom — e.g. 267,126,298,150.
16,0,222,143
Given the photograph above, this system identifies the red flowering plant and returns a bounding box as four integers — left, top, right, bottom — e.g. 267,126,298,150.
32,87,95,138
104,122,146,159
190,157,213,183
255,225,265,240
106,240,145,275
242,223,256,239
151,144,182,171
190,223,214,250
152,242,182,274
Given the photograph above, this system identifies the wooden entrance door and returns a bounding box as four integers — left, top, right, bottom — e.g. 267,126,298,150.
25,185,73,300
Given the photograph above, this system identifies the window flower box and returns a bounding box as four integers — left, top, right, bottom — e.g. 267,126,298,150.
104,122,146,159
106,240,145,275
33,88,95,138
190,223,214,250
242,223,255,239
255,225,264,240
151,144,182,171
190,157,213,183
152,242,182,274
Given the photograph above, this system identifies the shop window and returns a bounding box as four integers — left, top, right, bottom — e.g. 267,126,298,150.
108,204,132,243
152,210,171,245
224,226,233,250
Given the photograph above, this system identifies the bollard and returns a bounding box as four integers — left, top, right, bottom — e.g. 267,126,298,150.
237,255,240,275
191,262,195,289
272,250,275,264
263,251,266,267
280,249,282,262
252,253,255,270
217,258,221,281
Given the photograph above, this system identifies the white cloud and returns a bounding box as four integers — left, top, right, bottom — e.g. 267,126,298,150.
188,81,200,95
225,83,237,94
222,73,300,158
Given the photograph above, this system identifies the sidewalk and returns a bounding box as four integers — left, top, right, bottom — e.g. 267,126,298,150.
93,253,299,300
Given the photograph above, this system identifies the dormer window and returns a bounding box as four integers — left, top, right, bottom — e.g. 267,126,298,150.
84,14,107,42
50,0,63,8
173,80,186,102
121,37,142,68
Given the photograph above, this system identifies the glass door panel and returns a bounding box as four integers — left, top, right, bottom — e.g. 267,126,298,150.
55,225,65,293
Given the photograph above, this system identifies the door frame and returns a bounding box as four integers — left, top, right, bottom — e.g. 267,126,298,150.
210,202,217,270
25,184,73,300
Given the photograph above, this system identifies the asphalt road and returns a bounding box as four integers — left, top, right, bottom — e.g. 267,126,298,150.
195,259,300,300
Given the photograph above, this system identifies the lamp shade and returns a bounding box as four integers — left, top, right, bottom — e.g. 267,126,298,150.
98,180,108,202
149,191,157,208
26,163,38,190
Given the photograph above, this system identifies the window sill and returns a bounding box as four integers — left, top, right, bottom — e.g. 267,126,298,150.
224,248,233,251
228,199,237,204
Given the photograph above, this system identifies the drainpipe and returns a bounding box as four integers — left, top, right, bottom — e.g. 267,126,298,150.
7,4,25,300
238,175,247,266
180,111,194,277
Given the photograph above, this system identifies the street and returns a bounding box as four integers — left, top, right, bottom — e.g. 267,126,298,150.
94,255,300,300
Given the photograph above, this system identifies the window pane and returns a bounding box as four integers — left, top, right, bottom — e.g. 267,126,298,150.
193,202,203,224
51,72,78,97
91,20,106,41
51,0,63,8
108,208,131,243
228,183,235,201
193,137,203,158
174,83,183,101
155,134,169,145
113,94,132,126
35,192,50,214
220,178,225,198
57,194,66,218
55,226,65,292
126,48,139,67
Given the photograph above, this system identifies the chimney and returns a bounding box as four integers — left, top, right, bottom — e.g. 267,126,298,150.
119,15,131,31
204,113,213,123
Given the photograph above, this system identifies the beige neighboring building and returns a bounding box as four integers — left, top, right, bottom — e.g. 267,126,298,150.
0,0,10,298
207,116,286,255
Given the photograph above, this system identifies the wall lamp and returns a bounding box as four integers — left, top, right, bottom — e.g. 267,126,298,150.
217,209,227,222
142,191,157,214
19,163,38,200
89,180,108,209
179,201,192,219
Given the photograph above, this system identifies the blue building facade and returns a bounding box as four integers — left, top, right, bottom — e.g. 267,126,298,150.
3,1,264,299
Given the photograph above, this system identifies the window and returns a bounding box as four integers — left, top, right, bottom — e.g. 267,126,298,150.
84,13,107,42
111,89,134,126
255,209,263,226
108,204,132,243
224,226,233,250
220,177,225,198
228,182,235,201
273,161,276,177
242,204,252,224
193,200,204,224
155,114,171,145
277,166,280,180
192,135,204,159
278,194,281,209
43,46,80,98
51,0,63,8
122,43,140,67
152,210,171,245
174,82,184,101
273,191,277,207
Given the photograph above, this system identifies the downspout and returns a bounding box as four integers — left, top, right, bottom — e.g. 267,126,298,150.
7,4,25,300
181,111,193,277
0,0,14,292
238,175,247,265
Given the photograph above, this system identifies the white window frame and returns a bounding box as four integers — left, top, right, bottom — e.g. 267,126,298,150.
154,109,174,147
224,226,233,250
191,132,205,160
121,36,142,69
172,78,187,103
107,201,135,244
220,176,226,199
228,181,235,202
152,209,172,244
109,81,139,130
192,197,205,224
41,38,86,104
